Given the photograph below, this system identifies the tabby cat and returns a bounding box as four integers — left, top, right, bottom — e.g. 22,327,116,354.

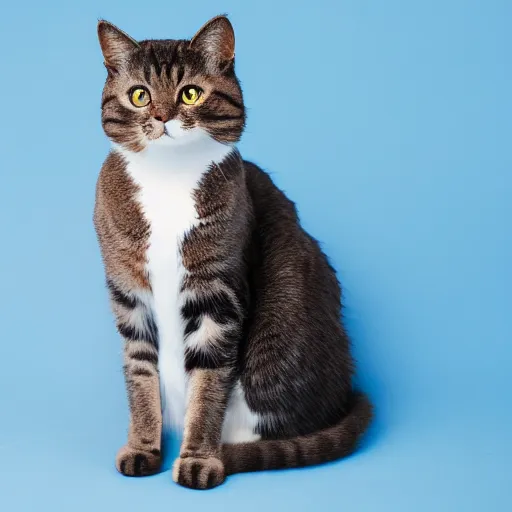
94,15,373,489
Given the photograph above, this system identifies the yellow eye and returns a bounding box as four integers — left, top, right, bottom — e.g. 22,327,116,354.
181,86,203,105
130,87,151,107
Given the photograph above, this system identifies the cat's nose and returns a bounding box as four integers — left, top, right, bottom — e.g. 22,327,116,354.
153,112,170,123
151,107,172,123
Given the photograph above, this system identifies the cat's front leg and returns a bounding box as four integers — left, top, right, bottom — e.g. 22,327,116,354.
109,280,163,477
173,368,236,489
173,289,241,489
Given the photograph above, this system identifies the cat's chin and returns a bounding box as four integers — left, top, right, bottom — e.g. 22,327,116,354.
149,134,196,150
148,127,226,152
151,133,178,145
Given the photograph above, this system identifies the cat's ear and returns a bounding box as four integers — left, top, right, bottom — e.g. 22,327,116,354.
190,15,235,62
98,20,139,71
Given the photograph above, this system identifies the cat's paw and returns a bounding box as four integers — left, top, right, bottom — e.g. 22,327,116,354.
116,445,162,477
172,455,225,489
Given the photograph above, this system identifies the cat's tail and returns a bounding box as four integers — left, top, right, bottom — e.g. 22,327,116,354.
221,391,373,475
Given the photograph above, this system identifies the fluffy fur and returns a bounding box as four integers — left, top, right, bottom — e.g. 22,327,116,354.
94,15,373,489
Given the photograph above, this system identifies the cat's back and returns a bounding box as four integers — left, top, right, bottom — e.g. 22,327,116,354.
243,158,344,344
243,159,337,275
241,160,353,437
243,160,299,224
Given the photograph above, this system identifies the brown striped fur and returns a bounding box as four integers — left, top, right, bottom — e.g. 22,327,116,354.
94,151,150,289
94,15,373,489
98,17,245,153
222,392,372,474
95,152,162,475
173,368,232,488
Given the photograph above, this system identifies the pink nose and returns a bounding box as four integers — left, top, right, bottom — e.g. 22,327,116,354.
150,106,171,123
153,113,170,123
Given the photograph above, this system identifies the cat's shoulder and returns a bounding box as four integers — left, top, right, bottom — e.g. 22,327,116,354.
97,150,139,199
95,150,144,231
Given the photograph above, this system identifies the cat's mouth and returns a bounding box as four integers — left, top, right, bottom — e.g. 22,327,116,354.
162,127,174,139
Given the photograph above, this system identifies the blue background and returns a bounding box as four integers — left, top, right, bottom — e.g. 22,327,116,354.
1,1,510,510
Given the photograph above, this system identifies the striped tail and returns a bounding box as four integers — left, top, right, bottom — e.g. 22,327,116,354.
221,391,373,475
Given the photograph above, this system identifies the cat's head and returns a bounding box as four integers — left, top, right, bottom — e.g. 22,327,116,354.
98,16,245,153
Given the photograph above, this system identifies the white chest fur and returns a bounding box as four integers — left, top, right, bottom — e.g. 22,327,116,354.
115,131,260,443
116,134,232,431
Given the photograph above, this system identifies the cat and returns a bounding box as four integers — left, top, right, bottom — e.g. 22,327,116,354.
94,15,373,489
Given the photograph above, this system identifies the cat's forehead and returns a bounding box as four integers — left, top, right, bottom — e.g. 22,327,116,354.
139,39,187,59
127,40,207,79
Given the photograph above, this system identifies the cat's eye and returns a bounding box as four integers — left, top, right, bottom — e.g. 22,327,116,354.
130,87,151,107
181,86,203,105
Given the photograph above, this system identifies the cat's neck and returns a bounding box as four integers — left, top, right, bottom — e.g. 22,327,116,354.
113,133,234,175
